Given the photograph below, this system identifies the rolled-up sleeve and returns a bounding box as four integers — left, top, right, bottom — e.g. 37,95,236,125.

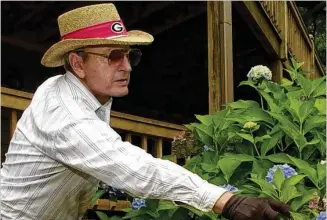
51,118,227,212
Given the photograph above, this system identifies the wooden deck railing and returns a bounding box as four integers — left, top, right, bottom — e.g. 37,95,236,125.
259,1,325,78
1,86,186,211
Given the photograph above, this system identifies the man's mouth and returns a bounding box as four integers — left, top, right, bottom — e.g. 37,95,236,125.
115,79,128,85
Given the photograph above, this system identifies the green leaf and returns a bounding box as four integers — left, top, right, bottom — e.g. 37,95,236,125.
203,151,219,164
298,101,315,124
218,159,242,183
261,128,284,156
296,74,312,96
222,153,255,162
281,78,293,86
309,76,326,97
317,163,326,183
239,81,280,113
266,153,293,165
170,207,191,219
236,133,254,144
195,114,214,126
268,112,307,151
227,107,274,125
314,98,326,115
312,79,326,97
130,215,153,220
302,145,317,160
313,132,326,157
280,185,302,203
273,168,285,191
290,211,309,220
291,189,318,211
92,190,105,205
157,200,177,212
286,89,305,100
201,163,218,173
145,210,160,219
95,211,111,220
109,216,124,220
184,155,201,170
192,123,214,147
249,178,278,199
255,135,271,143
286,155,319,188
252,159,274,179
303,115,326,134
282,175,306,188
227,100,260,109
122,209,147,219
146,199,159,212
209,176,227,186
212,109,229,131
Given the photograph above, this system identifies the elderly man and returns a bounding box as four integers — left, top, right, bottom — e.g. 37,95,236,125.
1,3,290,220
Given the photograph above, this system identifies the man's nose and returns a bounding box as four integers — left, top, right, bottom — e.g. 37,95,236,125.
119,56,132,72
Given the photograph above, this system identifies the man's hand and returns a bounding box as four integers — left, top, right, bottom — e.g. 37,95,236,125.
213,193,291,220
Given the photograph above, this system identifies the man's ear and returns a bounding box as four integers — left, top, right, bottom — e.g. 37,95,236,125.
69,53,85,78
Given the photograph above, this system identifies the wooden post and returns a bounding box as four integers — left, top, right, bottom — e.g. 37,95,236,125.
10,110,17,139
155,138,163,158
207,1,233,114
141,135,148,152
125,133,132,142
309,34,315,79
271,1,287,83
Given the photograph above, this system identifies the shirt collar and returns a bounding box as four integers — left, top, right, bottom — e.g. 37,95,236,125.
65,71,113,113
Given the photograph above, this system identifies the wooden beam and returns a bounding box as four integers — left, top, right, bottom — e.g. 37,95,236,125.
89,199,130,211
233,1,280,59
1,87,186,139
207,1,234,114
287,1,313,49
1,35,47,53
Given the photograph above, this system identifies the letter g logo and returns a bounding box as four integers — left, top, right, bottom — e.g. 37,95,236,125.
111,22,124,33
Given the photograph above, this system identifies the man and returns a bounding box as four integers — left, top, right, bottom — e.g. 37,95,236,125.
0,3,290,220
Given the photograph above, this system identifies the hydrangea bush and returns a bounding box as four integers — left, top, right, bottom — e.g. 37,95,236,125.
94,59,326,220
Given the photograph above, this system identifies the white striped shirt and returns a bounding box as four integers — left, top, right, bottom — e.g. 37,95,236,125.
1,71,227,220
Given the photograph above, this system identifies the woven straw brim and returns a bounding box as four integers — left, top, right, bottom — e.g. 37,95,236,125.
41,30,153,67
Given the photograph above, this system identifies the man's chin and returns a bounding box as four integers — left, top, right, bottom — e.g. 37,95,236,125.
111,89,129,97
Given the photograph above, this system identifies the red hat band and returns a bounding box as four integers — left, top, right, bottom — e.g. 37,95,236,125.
61,20,128,40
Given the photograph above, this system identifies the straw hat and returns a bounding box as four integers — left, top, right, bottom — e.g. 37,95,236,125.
41,3,154,67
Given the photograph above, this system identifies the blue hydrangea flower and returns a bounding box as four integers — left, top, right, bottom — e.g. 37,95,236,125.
317,211,326,220
266,164,297,184
204,145,209,151
220,184,239,193
131,198,146,210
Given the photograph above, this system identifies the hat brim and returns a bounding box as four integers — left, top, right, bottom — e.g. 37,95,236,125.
41,30,154,67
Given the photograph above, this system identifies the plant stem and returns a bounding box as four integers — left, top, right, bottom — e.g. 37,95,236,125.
260,96,264,110
215,142,219,156
253,143,260,157
251,131,260,157
280,140,284,152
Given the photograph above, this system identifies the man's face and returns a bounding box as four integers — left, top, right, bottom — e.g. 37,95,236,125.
75,45,133,102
